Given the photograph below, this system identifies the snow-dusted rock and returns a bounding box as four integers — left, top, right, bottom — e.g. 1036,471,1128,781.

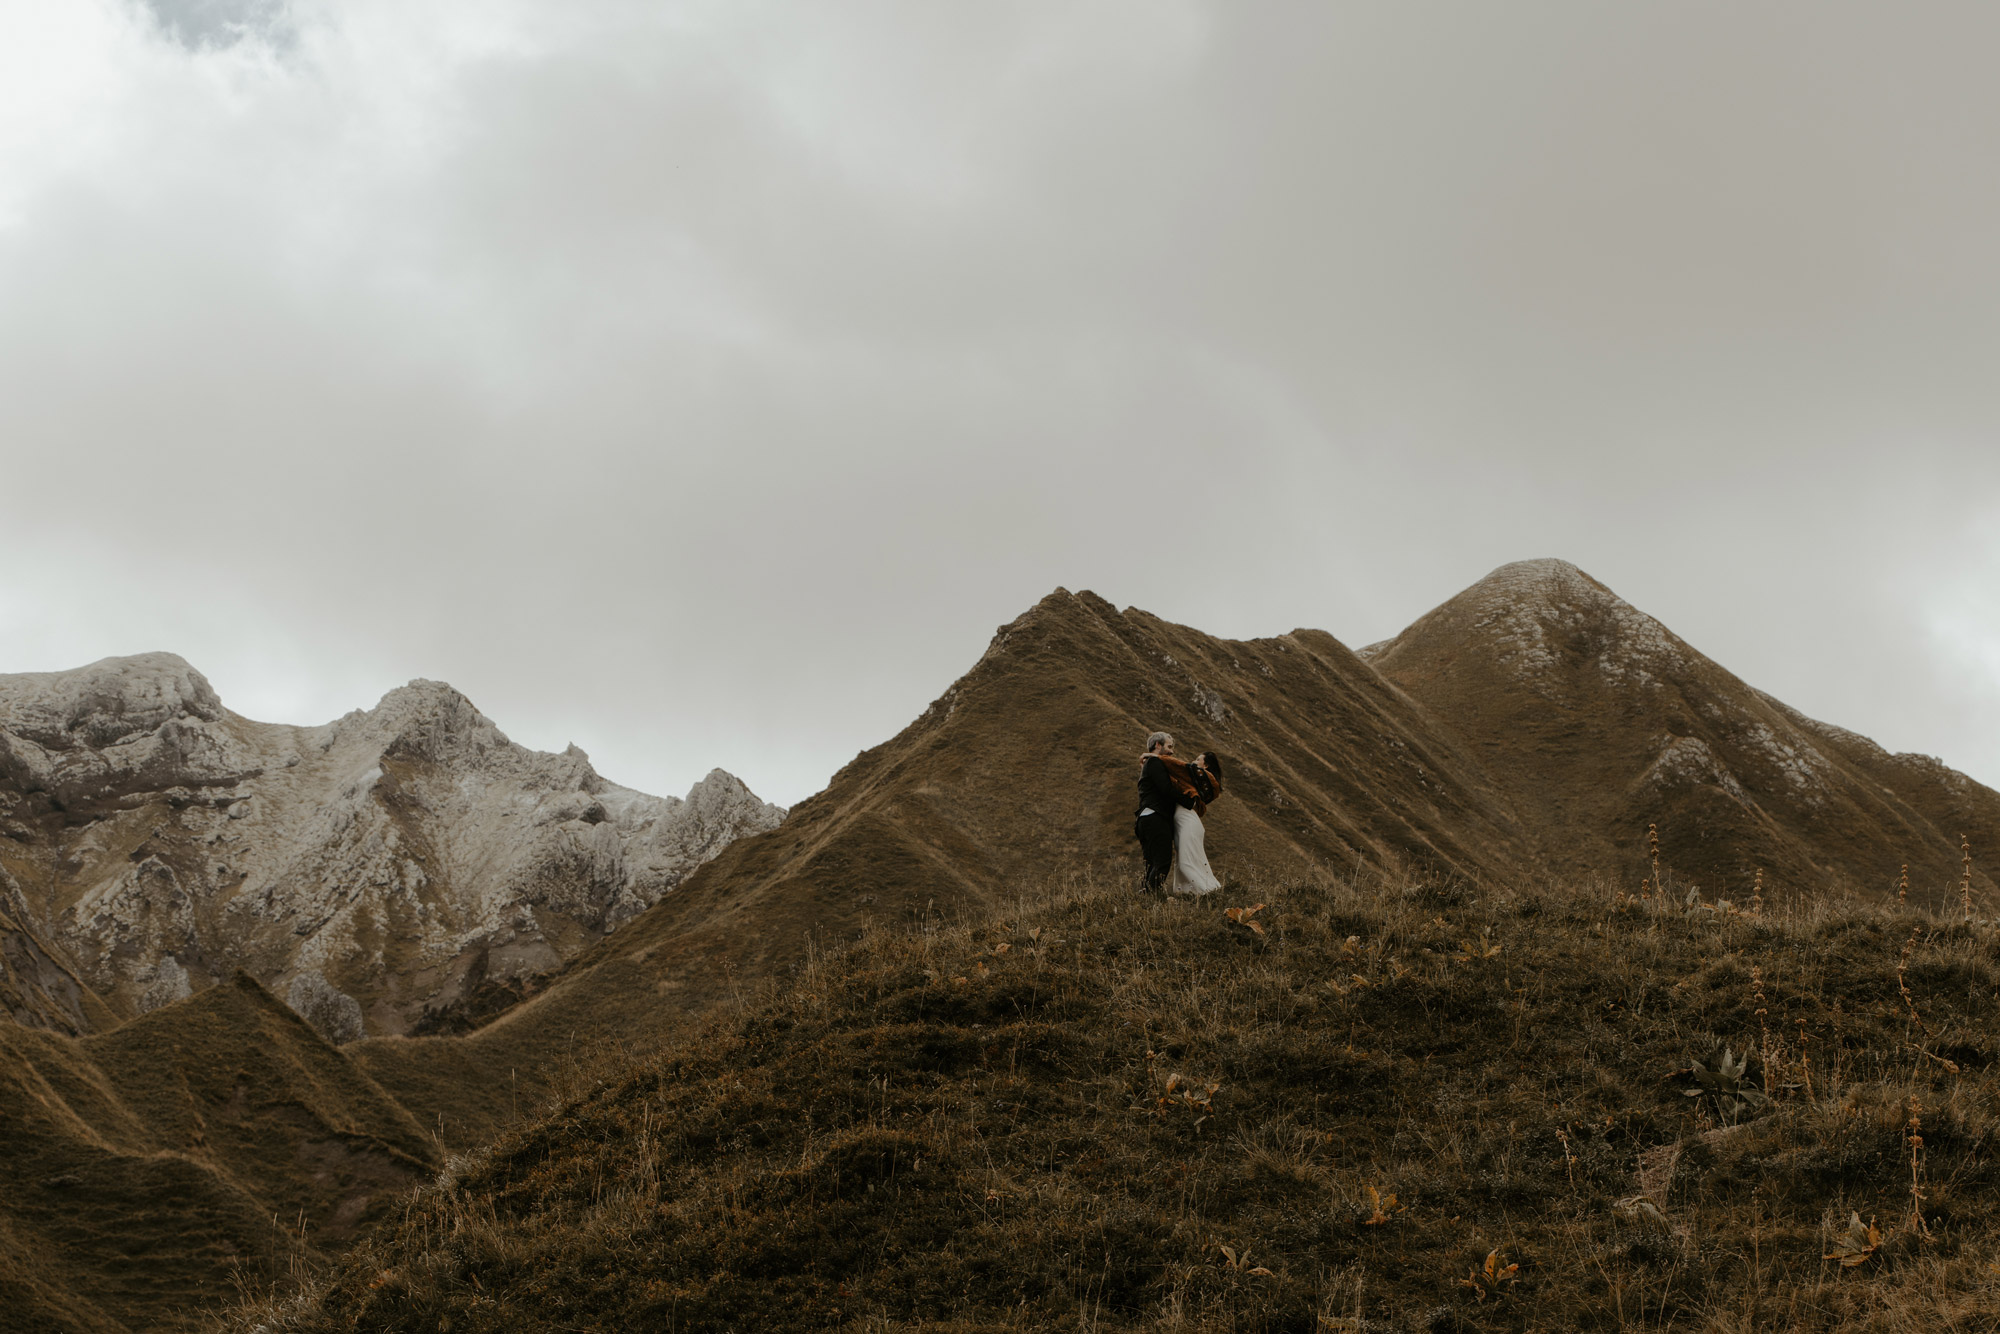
287,970,365,1044
0,653,258,807
0,655,784,1039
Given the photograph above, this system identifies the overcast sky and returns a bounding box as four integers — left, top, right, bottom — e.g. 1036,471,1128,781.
3,1,1998,807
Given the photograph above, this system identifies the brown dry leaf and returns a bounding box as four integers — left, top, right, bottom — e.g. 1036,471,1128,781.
1224,903,1267,932
1824,1212,1883,1268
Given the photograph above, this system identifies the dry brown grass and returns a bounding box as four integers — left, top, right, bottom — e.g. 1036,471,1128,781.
219,865,2000,1333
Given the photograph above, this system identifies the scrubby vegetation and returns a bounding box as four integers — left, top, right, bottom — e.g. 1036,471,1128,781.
225,867,2000,1332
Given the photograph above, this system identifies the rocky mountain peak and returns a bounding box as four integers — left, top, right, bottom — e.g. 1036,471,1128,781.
0,654,253,810
356,678,515,769
1371,561,1999,905
0,655,785,1040
1381,558,1690,695
683,767,767,815
0,652,226,749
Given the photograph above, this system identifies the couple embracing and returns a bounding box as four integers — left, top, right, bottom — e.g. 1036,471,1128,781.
1133,731,1226,895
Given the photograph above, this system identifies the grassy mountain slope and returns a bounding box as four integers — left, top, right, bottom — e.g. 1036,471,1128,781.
1368,560,2000,906
235,868,2000,1332
376,589,1539,1105
0,973,439,1334
342,574,2000,1161
24,572,2000,1331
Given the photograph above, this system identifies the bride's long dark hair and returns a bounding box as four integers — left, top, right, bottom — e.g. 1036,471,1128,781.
1199,752,1225,778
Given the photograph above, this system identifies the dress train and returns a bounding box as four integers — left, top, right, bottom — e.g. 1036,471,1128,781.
1168,805,1221,895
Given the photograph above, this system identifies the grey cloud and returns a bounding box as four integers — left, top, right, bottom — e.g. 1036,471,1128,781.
145,0,293,50
3,2,1999,806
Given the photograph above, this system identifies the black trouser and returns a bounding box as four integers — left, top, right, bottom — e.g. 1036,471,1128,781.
1134,811,1175,892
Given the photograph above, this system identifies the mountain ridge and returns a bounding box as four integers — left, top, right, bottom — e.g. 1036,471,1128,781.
7,562,2000,1332
344,566,2000,1109
1369,559,1999,905
0,655,784,1039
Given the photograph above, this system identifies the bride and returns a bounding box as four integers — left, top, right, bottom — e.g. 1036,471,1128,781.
1162,751,1225,895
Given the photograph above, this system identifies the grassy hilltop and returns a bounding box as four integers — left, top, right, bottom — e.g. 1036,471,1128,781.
228,864,2000,1333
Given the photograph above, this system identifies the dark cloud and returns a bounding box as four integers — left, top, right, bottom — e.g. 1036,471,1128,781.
3,3,1998,805
145,0,292,50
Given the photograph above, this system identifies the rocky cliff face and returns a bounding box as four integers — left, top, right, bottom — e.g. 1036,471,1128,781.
0,654,783,1040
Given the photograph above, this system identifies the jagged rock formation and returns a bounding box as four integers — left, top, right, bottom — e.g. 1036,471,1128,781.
0,655,783,1039
1365,559,2000,904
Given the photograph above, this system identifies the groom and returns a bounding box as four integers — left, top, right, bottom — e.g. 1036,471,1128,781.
1134,730,1195,893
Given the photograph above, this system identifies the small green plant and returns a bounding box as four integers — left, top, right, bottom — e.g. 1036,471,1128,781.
1751,966,1775,1099
1159,1071,1221,1120
1907,1098,1932,1241
1361,1184,1401,1225
1217,1244,1273,1276
1455,928,1501,962
1896,925,1929,1037
1460,1246,1521,1301
1683,1047,1769,1124
1961,834,1976,920
1797,1016,1816,1103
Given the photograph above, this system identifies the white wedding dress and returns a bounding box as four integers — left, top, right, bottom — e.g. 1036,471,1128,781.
1168,805,1221,895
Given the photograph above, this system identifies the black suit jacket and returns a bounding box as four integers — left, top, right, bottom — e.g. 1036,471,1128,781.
1136,755,1191,818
